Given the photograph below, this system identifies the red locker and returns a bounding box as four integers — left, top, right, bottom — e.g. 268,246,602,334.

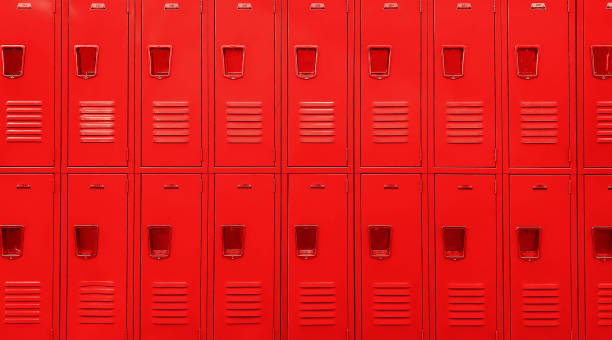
360,174,423,339
0,175,54,339
508,1,571,168
0,0,55,166
288,174,348,340
509,175,571,340
582,1,612,168
215,0,276,167
584,175,612,340
67,174,128,340
434,0,496,168
141,1,202,167
68,0,129,166
141,174,201,339
288,1,348,167
214,174,276,339
360,0,421,167
434,175,498,340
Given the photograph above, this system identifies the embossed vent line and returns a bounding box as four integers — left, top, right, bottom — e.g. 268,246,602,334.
596,102,612,143
79,101,116,143
152,101,190,144
225,101,263,144
225,282,263,325
4,281,42,324
445,102,484,144
299,102,336,144
372,102,409,143
5,102,43,142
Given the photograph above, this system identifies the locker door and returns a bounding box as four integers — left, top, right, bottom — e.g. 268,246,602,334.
434,175,497,340
583,1,612,167
67,174,127,340
214,174,275,340
141,1,202,166
288,174,348,340
141,174,201,339
0,175,54,339
584,175,612,340
288,1,348,167
509,175,571,340
361,174,422,340
361,0,421,167
508,1,570,168
434,0,496,168
68,0,128,166
215,0,276,167
0,0,55,166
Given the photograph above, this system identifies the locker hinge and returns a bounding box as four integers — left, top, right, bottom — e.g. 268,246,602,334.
346,178,349,193
52,176,55,194
419,177,423,193
346,328,350,340
49,328,54,340
273,148,276,164
494,178,497,195
53,0,56,13
346,148,349,162
493,0,496,13
568,147,571,164
273,176,276,193
419,0,423,13
124,328,129,340
419,148,422,162
567,0,571,13
421,329,425,340
346,0,350,13
126,0,129,14
495,330,499,340
199,328,202,339
569,178,571,194
273,0,276,13
200,0,204,13
494,147,497,165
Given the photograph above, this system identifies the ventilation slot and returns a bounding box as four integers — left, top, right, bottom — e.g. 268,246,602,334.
299,101,336,144
152,101,190,143
521,283,561,327
372,101,409,144
448,283,485,326
79,101,116,143
3,281,41,324
373,282,411,325
5,100,43,143
151,282,189,325
79,281,116,324
225,101,263,144
222,46,245,79
295,46,318,79
596,102,612,144
598,283,612,326
75,46,99,79
520,101,559,145
442,47,464,79
516,46,539,79
446,101,484,144
148,46,172,79
2,45,25,78
298,282,337,326
593,226,612,260
224,282,263,324
591,46,612,79
1,225,24,259
369,46,391,79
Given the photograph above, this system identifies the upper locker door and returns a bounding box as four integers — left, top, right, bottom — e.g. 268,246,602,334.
584,175,612,340
215,1,276,167
67,174,128,340
434,175,497,340
508,1,570,168
141,175,201,340
214,174,275,340
288,174,348,340
68,0,128,166
0,1,55,166
434,0,496,168
509,175,571,340
583,1,612,168
0,175,54,339
288,1,348,167
361,1,421,167
361,174,422,340
142,1,202,167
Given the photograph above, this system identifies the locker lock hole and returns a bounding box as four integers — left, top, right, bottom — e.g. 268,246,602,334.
443,226,466,260
149,225,171,259
75,46,99,79
1,225,24,260
2,45,25,79
516,46,539,79
222,225,245,259
517,227,541,261
593,226,612,261
591,46,612,79
295,46,318,79
75,225,99,259
369,225,391,259
442,47,464,79
149,46,172,79
222,46,246,79
368,46,391,79
295,225,318,259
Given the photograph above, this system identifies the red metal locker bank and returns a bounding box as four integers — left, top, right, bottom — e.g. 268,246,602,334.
360,0,422,167
0,175,55,339
0,0,55,166
66,174,128,340
140,174,202,339
141,1,202,167
215,0,276,167
583,175,612,340
509,175,572,340
214,174,276,339
434,175,498,340
288,1,349,167
68,0,129,167
288,174,350,340
360,174,423,340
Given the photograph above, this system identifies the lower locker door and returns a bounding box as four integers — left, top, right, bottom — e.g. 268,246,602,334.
214,174,276,339
288,174,348,340
509,175,571,340
361,174,423,339
141,174,202,339
585,175,612,340
0,175,54,339
67,174,128,340
434,175,498,340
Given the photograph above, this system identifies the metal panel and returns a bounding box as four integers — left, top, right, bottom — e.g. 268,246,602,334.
215,0,275,167
214,174,275,339
141,1,202,166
